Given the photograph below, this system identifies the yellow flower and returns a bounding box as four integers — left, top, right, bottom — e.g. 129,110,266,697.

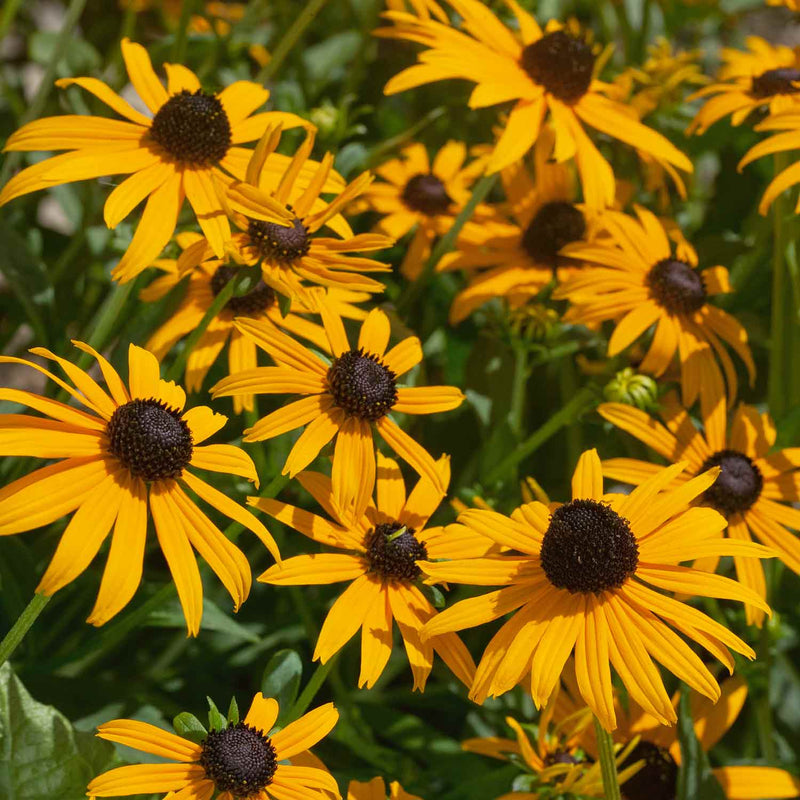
141,232,369,413
211,306,464,518
438,131,604,324
0,342,278,634
200,125,394,303
255,452,483,690
688,36,800,135
0,39,309,283
738,109,800,213
610,678,800,800
348,777,422,800
88,693,340,799
377,0,691,206
553,206,755,420
600,389,800,626
357,140,487,280
419,449,773,731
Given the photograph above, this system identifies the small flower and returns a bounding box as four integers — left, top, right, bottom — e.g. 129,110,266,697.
0,342,278,633
88,693,340,799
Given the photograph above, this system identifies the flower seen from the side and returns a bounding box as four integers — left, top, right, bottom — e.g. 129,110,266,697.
600,390,800,626
211,306,464,518
356,140,487,280
141,232,368,412
687,36,800,136
0,39,308,282
377,1,692,206
88,693,340,799
419,449,773,731
0,342,279,634
255,452,480,690
554,206,755,416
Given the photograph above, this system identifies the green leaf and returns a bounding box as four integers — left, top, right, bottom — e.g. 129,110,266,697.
0,663,115,799
278,292,292,318
676,689,726,800
207,697,226,732
227,697,240,726
146,598,260,643
419,583,446,609
261,650,303,724
173,713,207,744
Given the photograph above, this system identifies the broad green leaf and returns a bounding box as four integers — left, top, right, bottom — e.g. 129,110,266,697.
261,650,302,724
676,689,726,800
0,663,114,800
173,713,207,744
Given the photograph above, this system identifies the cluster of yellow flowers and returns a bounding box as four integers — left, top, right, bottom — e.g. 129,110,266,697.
3,1,800,798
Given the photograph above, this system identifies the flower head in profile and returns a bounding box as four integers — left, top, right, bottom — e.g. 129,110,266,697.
419,449,773,731
141,232,369,413
377,1,691,206
438,131,603,324
348,777,422,799
211,306,464,519
357,140,488,280
215,126,394,303
553,206,755,417
0,39,309,282
0,342,278,633
687,36,800,136
600,390,800,627
88,693,340,799
255,452,482,690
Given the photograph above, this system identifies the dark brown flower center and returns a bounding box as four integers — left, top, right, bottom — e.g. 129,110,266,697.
543,749,582,767
540,499,639,594
247,217,311,266
521,201,586,266
700,449,763,516
200,722,278,798
211,265,276,315
365,521,428,581
646,258,707,315
520,31,595,104
751,67,800,98
620,740,677,800
149,90,231,165
327,348,398,421
106,398,193,481
401,173,453,216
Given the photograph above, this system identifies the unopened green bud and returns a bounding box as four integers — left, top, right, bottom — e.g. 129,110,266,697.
603,368,659,410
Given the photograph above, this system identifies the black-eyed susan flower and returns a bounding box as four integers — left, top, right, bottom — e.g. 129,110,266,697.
88,693,340,799
356,140,487,280
348,778,421,800
200,125,393,303
553,206,755,416
142,232,368,413
612,678,800,800
462,707,637,798
211,306,464,518
419,449,773,731
255,452,481,691
0,39,310,283
687,37,800,136
437,131,603,323
600,390,800,626
0,341,278,634
738,110,800,213
377,1,692,207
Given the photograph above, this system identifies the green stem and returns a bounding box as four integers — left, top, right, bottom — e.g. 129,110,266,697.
172,0,199,63
509,343,529,438
0,593,51,668
166,270,250,383
397,173,497,316
0,0,88,188
256,0,332,83
286,652,340,722
769,152,790,420
484,387,596,484
594,714,622,800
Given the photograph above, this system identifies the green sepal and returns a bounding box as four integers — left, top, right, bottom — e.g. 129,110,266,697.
278,292,292,318
227,696,240,726
207,697,227,732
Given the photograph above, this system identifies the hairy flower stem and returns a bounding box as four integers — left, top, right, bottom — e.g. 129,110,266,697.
594,714,622,800
0,593,51,669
